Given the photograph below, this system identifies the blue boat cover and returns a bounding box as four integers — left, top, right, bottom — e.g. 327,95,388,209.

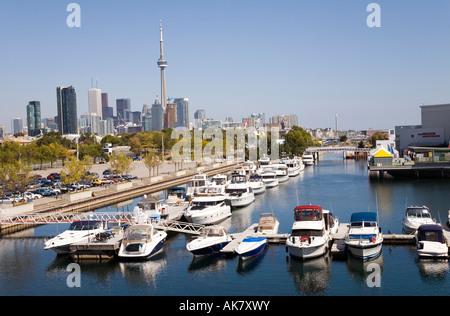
242,237,267,243
350,212,377,223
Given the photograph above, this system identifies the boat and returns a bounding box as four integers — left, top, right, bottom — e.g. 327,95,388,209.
235,237,268,260
260,169,279,188
286,158,304,176
345,212,383,261
415,224,448,259
184,187,232,225
118,223,167,260
186,225,232,256
225,172,255,208
209,174,229,187
248,174,266,195
136,195,171,222
273,164,289,183
44,220,106,254
402,206,436,234
286,205,333,260
256,213,279,235
302,154,314,166
242,161,257,175
328,212,339,235
185,173,209,199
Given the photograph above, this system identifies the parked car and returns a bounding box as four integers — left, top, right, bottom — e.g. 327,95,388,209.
33,188,55,196
47,173,60,180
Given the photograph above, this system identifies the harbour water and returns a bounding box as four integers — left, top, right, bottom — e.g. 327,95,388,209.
1,152,449,296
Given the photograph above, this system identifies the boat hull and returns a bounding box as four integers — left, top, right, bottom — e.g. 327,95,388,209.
229,194,255,208
184,206,232,225
346,240,383,261
417,241,449,258
187,238,231,256
118,233,167,260
286,238,329,260
235,238,267,260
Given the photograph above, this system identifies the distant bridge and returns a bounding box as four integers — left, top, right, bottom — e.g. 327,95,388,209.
306,146,371,153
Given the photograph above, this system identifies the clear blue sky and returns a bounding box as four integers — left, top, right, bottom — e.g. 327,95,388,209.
1,0,450,133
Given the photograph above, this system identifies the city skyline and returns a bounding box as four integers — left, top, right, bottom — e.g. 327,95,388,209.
2,1,450,133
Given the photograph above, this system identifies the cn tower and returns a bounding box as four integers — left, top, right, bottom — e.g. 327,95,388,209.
157,19,168,110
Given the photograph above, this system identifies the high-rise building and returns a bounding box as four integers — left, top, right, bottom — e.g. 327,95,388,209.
88,88,102,117
151,98,164,131
158,20,168,110
116,98,131,123
12,118,23,134
164,103,177,128
27,101,41,136
56,86,78,134
194,109,205,129
101,93,109,108
174,98,189,128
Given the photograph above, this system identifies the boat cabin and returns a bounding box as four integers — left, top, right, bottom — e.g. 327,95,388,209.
67,220,103,231
417,224,445,244
405,206,432,220
230,173,247,184
294,205,323,221
200,226,228,238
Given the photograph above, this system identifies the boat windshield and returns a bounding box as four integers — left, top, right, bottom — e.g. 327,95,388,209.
418,227,444,243
68,222,101,231
294,209,322,221
350,221,377,228
191,201,217,210
406,208,431,219
203,228,224,237
125,228,152,241
231,176,247,184
291,229,324,237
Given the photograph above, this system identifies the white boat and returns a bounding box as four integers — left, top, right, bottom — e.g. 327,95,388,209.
286,205,332,260
242,161,257,175
186,225,232,256
302,154,314,166
235,237,268,260
260,169,279,188
209,174,229,187
273,164,289,183
256,213,279,235
118,224,167,260
345,212,383,261
184,189,231,225
185,174,209,199
44,220,105,254
416,224,448,259
402,206,436,234
248,175,266,195
137,195,171,222
286,158,304,176
225,173,255,208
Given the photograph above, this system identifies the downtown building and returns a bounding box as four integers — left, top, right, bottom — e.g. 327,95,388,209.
56,86,78,135
26,101,42,136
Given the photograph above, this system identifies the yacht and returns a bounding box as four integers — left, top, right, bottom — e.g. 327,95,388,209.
302,154,315,166
273,164,289,183
209,174,229,187
248,174,266,195
118,224,167,260
225,172,255,208
185,174,209,199
184,187,231,225
186,225,232,256
260,169,279,188
286,205,333,260
286,158,304,176
136,195,171,222
402,206,436,234
235,237,268,260
256,213,280,235
242,161,257,175
345,212,383,261
415,224,448,258
44,220,105,254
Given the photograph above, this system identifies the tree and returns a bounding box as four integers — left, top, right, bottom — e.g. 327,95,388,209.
143,151,162,177
61,156,92,189
110,154,132,176
282,126,314,156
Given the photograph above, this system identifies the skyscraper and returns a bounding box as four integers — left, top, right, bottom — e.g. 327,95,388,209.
116,98,131,123
164,103,177,128
88,88,102,117
27,101,41,136
56,86,78,134
157,20,168,110
174,98,189,128
12,118,23,135
151,98,164,131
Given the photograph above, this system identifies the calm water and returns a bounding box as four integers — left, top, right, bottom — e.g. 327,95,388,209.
1,153,449,296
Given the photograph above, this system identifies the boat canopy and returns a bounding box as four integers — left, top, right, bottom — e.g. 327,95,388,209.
417,224,445,243
350,212,377,223
294,205,323,221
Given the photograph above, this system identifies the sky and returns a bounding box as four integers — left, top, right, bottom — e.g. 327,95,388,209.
1,0,450,133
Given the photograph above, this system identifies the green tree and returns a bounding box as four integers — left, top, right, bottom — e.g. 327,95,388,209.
110,154,132,176
143,151,162,177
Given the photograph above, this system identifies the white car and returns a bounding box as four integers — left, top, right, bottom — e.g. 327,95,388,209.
24,192,42,200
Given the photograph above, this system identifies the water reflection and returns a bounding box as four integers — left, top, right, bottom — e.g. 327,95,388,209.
287,254,332,295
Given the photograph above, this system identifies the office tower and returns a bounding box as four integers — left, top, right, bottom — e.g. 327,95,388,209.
194,109,205,129
116,98,131,123
174,98,189,128
27,101,42,136
88,88,102,116
101,93,109,108
157,20,168,110
151,98,164,131
131,111,142,125
0,126,4,138
12,118,23,134
143,114,152,131
56,86,78,134
142,104,151,116
164,103,177,128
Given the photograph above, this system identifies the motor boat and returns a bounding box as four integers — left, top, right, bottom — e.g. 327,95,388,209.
286,158,304,176
256,213,279,235
302,154,314,166
136,195,171,222
185,174,209,199
242,161,257,175
44,220,106,254
225,172,255,208
235,237,268,260
415,224,448,259
345,212,383,261
248,175,266,195
118,223,167,260
328,212,339,235
260,169,279,188
286,205,332,260
209,174,229,187
184,188,231,225
402,206,436,234
186,225,232,256
273,164,289,183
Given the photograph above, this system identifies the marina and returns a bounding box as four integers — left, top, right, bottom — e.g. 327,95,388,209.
1,153,450,296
